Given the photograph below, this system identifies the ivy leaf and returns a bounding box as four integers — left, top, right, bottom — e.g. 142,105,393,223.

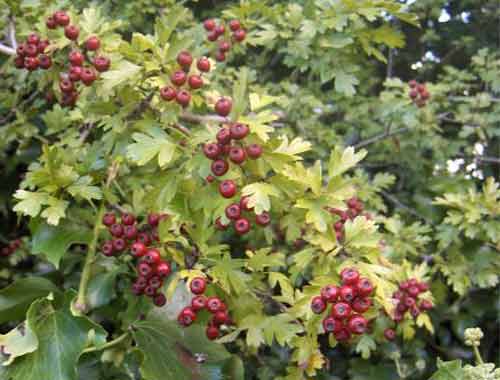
127,129,176,167
31,219,93,268
4,295,107,380
328,147,367,178
242,183,281,214
429,359,463,380
0,277,59,324
0,322,38,365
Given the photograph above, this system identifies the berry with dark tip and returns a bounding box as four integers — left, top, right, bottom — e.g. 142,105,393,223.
54,11,70,26
215,97,232,117
131,242,147,257
39,55,52,69
136,232,151,246
177,51,193,68
101,241,114,256
69,50,84,66
240,196,253,211
225,203,241,220
153,293,166,307
323,316,341,333
320,285,339,303
206,325,219,340
176,90,191,107
229,123,249,140
204,19,216,31
213,310,229,325
384,328,396,341
348,315,367,334
229,146,246,164
86,36,100,51
357,278,374,297
144,249,161,265
233,29,246,42
218,40,231,53
112,238,126,252
311,296,326,314
229,20,241,31
137,261,153,278
352,297,372,313
215,24,225,36
215,50,226,62
171,70,187,86
121,213,135,226
192,295,207,311
93,56,110,72
64,25,80,40
190,277,207,295
255,212,271,227
160,86,176,101
207,31,219,42
215,217,229,231
188,75,203,89
110,223,124,237
60,79,75,94
219,180,237,198
216,128,232,145
156,261,171,277
80,68,97,86
331,302,352,319
46,16,57,29
334,328,351,341
124,225,138,240
207,296,223,313
203,143,221,159
246,144,262,159
197,57,211,72
420,299,433,310
234,218,250,234
340,268,360,285
69,66,82,81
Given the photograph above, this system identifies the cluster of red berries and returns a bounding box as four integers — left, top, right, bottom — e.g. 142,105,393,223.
328,197,369,242
160,51,212,108
203,19,246,62
215,194,271,234
391,278,433,323
100,211,171,307
177,277,232,340
0,239,22,257
310,268,374,342
13,33,51,71
408,80,430,108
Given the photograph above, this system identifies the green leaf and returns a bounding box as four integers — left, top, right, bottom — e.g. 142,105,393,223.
127,129,176,167
246,248,285,271
334,71,359,96
242,183,281,215
41,105,71,135
354,335,376,359
295,199,330,232
87,267,125,309
4,295,107,380
67,176,102,202
100,60,142,93
343,216,380,249
429,359,464,380
0,277,59,324
31,219,93,268
231,67,248,120
0,322,38,366
12,190,49,219
328,147,367,178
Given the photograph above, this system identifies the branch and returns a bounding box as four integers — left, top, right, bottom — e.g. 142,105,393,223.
0,43,15,56
8,18,17,50
380,190,434,225
180,111,230,124
353,127,410,149
82,332,130,354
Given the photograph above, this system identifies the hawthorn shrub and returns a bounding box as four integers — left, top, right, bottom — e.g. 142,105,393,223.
0,1,499,380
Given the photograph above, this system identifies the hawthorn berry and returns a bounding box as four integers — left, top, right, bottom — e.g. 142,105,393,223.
216,128,232,145
64,25,80,40
177,51,193,68
408,286,420,297
137,261,153,278
131,282,144,295
418,282,430,292
46,16,57,29
102,212,116,227
94,56,110,72
207,31,219,42
160,86,176,101
219,180,237,198
203,19,216,31
410,306,420,318
332,302,352,319
188,75,203,89
255,212,271,227
233,29,246,42
348,315,368,334
110,223,124,237
80,68,97,86
27,33,40,46
14,56,24,69
213,310,229,326
171,70,187,86
211,159,229,176
408,80,417,88
240,196,253,211
246,144,262,159
54,10,70,26
101,241,114,256
409,90,418,99
384,328,396,341
214,50,226,62
144,249,161,265
25,44,38,57
153,293,167,307
85,36,100,51
357,278,374,297
229,146,246,164
215,24,225,36
61,91,78,107
156,261,171,277
190,277,207,295
123,225,138,240
335,328,352,342
234,218,250,234
420,90,430,100
69,51,84,66
229,20,241,31
68,66,82,81
225,203,241,220
420,299,433,310
121,213,135,225
130,241,147,257
340,268,360,285
176,90,191,107
197,57,211,72
136,232,151,246
192,295,207,311
352,297,372,313
311,296,326,314
147,213,160,227
320,285,339,303
206,325,219,340
416,84,426,93
206,296,223,313
218,40,231,53
112,238,126,252
230,123,249,140
215,217,229,231
323,316,341,333
148,275,163,289
39,55,52,69
206,175,215,183
144,285,157,297
215,97,232,117
203,143,221,159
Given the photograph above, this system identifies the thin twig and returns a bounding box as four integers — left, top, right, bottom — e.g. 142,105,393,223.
180,111,230,124
380,190,434,225
0,43,15,55
353,127,410,149
8,18,17,50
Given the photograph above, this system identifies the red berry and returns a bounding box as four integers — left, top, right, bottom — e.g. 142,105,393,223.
339,285,357,303
171,70,187,86
234,218,250,234
131,283,143,295
110,223,124,237
392,290,404,300
156,261,171,277
229,146,246,164
419,299,433,311
61,91,78,107
323,316,341,333
229,123,249,140
420,90,430,100
190,277,207,295
357,278,374,297
137,261,153,278
203,19,216,31
211,159,229,176
216,128,232,144
178,307,197,326
27,33,40,46
207,31,219,42
418,282,430,292
408,286,420,298
320,285,339,303
352,297,372,313
144,249,161,265
334,328,351,342
46,16,57,29
177,51,193,68
384,328,396,341
340,268,360,285
54,11,70,26
215,50,226,62
334,221,344,232
153,293,166,307
225,203,241,220
218,40,231,53
229,20,241,31
255,212,271,227
16,44,27,57
410,306,420,318
124,225,138,240
399,281,410,291
311,296,326,314
192,295,207,311
215,25,225,36
331,302,352,319
206,325,219,340
101,241,114,256
64,25,79,40
240,196,253,211
203,143,221,159
393,311,404,323
213,310,229,326
39,55,52,69
404,296,416,309
144,285,157,297
130,242,147,257
416,84,426,94
93,56,110,72
121,213,135,225
80,68,97,86
207,296,223,313
409,90,418,99
215,98,232,117
188,75,203,89
160,86,176,101
206,175,215,183
68,50,84,66
215,217,229,231
219,180,237,198
136,232,151,246
146,213,160,227
176,90,191,107
135,276,148,290
112,238,126,252
197,57,211,72
68,66,82,81
233,29,246,42
246,144,262,159
148,275,163,289
37,39,49,53
25,44,38,57
408,80,417,88
85,36,100,51
348,315,367,334
14,55,24,69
